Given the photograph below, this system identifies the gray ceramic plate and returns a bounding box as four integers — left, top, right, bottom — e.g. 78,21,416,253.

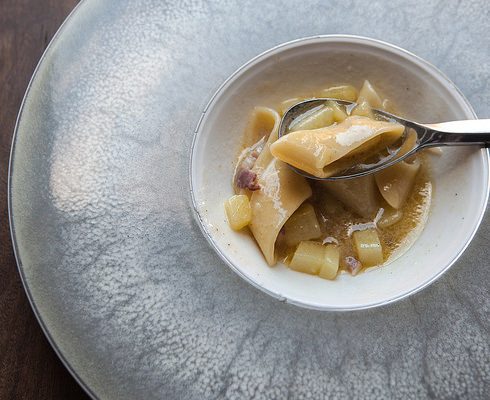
9,1,490,399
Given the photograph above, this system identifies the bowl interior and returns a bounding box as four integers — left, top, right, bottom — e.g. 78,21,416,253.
190,36,488,310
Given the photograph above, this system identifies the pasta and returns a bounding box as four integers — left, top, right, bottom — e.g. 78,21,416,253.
249,158,311,265
326,100,348,122
320,175,380,219
270,116,404,178
226,81,432,280
250,107,281,173
351,101,374,118
375,159,421,209
357,80,383,108
318,85,358,102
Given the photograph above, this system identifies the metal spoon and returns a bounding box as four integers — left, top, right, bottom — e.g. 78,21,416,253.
279,98,490,180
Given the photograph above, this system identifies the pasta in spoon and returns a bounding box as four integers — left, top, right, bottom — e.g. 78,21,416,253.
270,115,405,178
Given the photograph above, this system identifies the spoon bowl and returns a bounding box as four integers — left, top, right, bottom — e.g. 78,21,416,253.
279,98,490,180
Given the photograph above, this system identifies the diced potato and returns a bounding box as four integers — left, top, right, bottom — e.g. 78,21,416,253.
326,100,348,122
283,203,322,246
319,85,358,102
224,195,252,230
289,241,340,278
377,208,403,229
279,97,303,115
289,106,334,131
352,229,383,267
375,159,420,209
318,245,340,280
289,241,325,275
357,80,383,108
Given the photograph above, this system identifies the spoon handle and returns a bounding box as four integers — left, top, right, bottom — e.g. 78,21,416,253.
422,119,490,147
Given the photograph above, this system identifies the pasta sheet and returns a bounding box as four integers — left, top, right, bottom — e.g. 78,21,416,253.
270,116,404,178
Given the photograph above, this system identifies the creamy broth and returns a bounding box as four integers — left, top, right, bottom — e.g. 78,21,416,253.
224,81,434,279
275,163,432,273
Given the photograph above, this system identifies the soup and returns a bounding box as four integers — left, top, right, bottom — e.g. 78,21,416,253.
224,81,433,279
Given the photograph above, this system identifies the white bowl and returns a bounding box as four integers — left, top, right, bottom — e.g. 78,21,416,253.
189,35,489,311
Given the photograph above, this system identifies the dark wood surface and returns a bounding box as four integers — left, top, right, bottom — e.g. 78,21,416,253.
0,1,90,398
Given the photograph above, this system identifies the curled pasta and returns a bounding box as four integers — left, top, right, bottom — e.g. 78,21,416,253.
357,80,383,108
375,159,421,209
326,100,348,122
248,107,281,173
352,80,387,117
270,116,404,178
249,159,312,265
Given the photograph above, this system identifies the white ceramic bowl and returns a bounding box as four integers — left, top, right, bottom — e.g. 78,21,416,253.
190,35,489,311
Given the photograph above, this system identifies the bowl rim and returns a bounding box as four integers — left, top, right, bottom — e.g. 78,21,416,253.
189,34,490,311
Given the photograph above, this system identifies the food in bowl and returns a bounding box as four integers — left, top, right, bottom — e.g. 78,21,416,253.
224,81,433,280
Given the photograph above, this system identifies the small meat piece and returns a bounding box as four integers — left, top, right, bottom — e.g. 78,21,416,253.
235,168,260,191
345,256,362,276
233,137,266,192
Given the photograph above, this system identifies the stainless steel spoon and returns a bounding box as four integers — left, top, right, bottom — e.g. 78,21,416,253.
279,98,490,180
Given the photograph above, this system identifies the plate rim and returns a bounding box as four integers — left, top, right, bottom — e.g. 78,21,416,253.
7,0,99,398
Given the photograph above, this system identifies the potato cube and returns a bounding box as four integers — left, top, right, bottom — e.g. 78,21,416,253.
289,106,334,131
289,241,325,275
224,195,252,230
318,245,340,280
352,229,383,267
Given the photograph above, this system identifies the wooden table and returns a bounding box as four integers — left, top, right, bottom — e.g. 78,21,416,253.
0,1,89,398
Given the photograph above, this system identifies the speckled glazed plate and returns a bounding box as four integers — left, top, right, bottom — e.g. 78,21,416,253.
9,1,490,399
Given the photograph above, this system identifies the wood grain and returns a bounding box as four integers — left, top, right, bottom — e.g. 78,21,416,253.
0,0,89,398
